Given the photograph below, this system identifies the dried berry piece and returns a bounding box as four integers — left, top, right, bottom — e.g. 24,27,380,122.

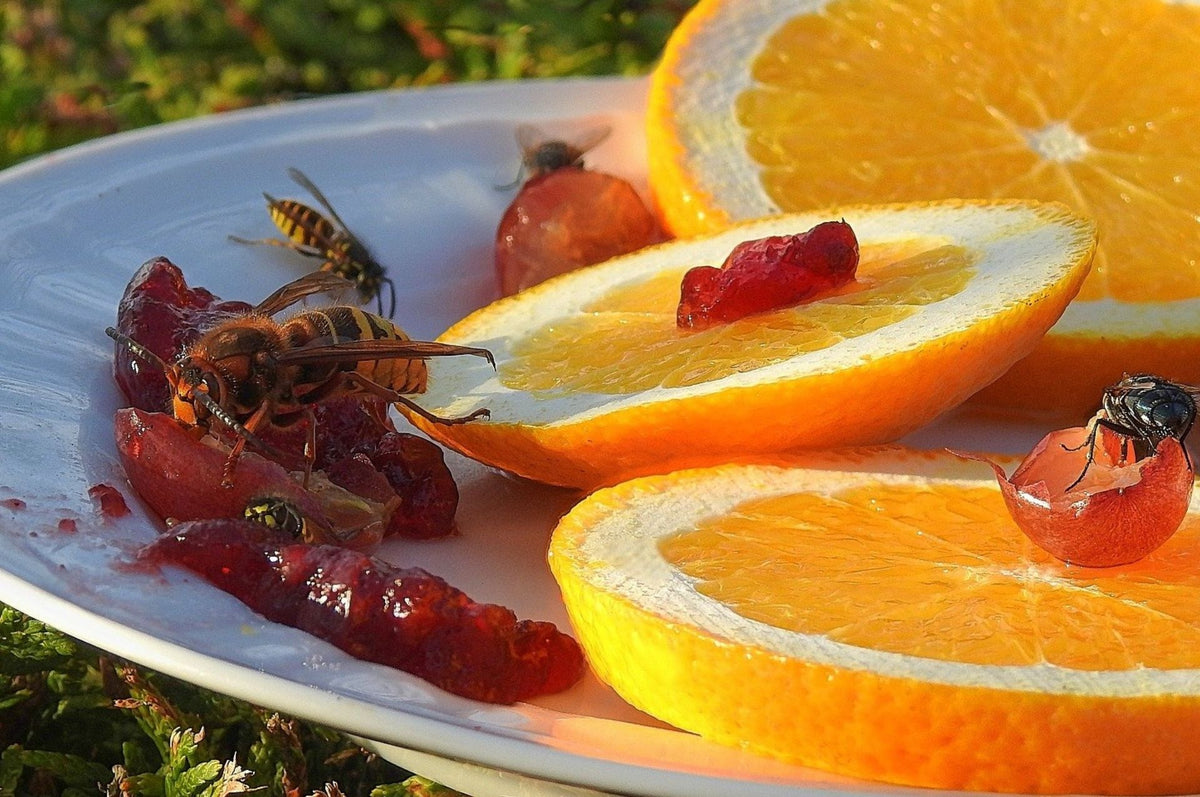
496,168,660,296
677,220,859,329
967,423,1194,567
88,483,130,519
112,256,252,411
142,518,586,703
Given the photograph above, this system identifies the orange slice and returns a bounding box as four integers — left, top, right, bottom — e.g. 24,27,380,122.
548,447,1200,794
646,0,1200,414
403,200,1094,489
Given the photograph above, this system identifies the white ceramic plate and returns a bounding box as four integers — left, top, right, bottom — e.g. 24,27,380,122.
0,76,1046,797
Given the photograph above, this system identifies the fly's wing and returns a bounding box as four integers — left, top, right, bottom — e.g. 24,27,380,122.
254,271,356,316
514,123,547,162
273,338,495,368
569,125,613,160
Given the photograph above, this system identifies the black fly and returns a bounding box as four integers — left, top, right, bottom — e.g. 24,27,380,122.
498,124,611,189
1067,373,1197,488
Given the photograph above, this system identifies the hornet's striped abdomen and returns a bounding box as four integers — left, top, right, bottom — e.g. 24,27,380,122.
283,306,428,398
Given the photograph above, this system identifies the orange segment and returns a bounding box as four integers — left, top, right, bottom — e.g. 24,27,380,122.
402,201,1094,490
647,0,1200,414
549,448,1200,793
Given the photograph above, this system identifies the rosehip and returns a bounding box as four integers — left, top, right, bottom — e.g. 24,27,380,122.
495,168,660,296
971,423,1195,567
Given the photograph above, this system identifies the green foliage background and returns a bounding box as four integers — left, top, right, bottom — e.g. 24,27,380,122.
1,0,692,169
0,1,694,794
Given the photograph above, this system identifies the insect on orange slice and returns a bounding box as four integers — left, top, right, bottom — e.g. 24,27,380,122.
548,447,1200,794
402,200,1094,490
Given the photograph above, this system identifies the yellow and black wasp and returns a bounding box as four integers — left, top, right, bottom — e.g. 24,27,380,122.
244,496,309,540
231,167,397,317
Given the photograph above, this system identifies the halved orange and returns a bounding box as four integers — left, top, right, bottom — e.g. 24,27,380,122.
646,0,1200,414
403,200,1094,490
549,446,1200,794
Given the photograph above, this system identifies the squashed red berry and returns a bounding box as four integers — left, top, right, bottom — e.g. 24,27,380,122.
112,256,252,412
677,220,859,330
109,261,463,544
141,518,586,703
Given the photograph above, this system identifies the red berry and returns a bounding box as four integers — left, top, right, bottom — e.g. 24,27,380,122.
495,168,660,296
968,423,1195,567
677,220,859,329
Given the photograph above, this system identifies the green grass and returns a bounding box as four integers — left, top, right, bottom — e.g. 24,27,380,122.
0,1,693,794
1,0,692,169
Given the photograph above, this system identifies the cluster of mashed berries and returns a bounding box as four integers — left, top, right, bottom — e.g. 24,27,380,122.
109,257,586,703
111,257,460,544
